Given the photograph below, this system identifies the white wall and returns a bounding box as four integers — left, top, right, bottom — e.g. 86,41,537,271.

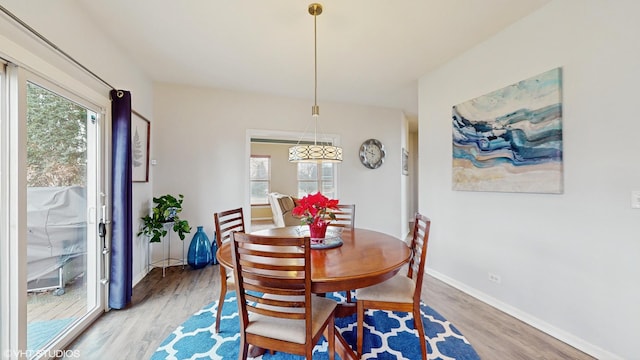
152,83,406,250
419,1,640,358
0,0,155,285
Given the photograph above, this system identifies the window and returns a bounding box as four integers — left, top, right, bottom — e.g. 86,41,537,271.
297,162,335,198
250,156,270,205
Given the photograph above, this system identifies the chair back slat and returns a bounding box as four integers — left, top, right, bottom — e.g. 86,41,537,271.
214,208,245,247
330,204,355,229
244,284,305,298
237,247,304,259
252,295,306,309
249,305,307,320
239,262,306,273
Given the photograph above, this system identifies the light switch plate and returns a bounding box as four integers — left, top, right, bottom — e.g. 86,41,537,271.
632,191,640,209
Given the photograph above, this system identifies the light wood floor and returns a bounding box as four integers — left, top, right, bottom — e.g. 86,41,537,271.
64,261,594,359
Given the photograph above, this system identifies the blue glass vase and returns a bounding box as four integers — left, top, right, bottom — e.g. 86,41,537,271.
187,226,212,269
210,233,218,265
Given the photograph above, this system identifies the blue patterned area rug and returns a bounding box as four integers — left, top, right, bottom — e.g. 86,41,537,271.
152,292,480,360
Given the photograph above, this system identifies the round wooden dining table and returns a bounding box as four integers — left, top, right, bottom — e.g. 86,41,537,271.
216,226,411,360
216,226,411,295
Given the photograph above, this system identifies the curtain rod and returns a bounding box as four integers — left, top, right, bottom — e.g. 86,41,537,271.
0,4,150,123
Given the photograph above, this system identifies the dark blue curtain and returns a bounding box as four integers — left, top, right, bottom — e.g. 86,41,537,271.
109,89,133,309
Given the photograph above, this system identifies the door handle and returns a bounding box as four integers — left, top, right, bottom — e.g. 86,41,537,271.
99,212,109,285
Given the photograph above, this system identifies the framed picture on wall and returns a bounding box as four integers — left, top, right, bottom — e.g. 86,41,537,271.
132,114,150,182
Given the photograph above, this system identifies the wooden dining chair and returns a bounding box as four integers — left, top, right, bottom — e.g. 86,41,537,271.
213,207,245,333
231,231,337,360
355,212,431,359
328,204,356,302
330,204,355,230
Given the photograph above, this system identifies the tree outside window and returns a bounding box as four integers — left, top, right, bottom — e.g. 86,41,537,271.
26,82,87,187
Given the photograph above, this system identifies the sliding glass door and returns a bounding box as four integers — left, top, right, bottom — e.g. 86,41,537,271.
1,65,107,359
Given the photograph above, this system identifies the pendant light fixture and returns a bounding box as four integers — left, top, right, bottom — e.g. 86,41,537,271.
288,3,343,163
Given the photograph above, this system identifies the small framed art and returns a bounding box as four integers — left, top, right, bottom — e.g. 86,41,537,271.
132,114,150,182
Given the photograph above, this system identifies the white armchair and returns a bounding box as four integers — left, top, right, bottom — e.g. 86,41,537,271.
267,192,300,227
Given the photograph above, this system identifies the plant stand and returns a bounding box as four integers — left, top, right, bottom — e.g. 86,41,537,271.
147,222,185,277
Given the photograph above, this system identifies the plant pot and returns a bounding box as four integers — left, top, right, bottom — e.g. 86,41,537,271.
309,221,329,240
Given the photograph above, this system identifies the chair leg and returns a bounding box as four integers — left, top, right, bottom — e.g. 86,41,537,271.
345,290,352,302
215,277,227,333
357,301,365,356
328,316,335,360
239,336,249,360
413,304,427,360
306,344,312,359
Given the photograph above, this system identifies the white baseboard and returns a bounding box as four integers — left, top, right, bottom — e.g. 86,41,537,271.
426,268,621,360
132,270,147,288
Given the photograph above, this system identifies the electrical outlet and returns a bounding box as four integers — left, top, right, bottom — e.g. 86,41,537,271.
488,272,501,284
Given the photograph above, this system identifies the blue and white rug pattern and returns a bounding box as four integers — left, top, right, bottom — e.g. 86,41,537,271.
152,292,480,360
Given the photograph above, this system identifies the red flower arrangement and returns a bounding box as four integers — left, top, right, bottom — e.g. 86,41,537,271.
292,192,339,239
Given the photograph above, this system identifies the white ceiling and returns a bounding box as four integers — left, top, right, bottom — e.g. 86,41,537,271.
76,0,550,118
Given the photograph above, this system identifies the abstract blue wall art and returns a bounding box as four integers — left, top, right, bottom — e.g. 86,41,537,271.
452,68,563,193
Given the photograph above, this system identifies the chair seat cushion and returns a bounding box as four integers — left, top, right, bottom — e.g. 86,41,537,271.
355,274,415,303
226,275,235,286
246,295,336,344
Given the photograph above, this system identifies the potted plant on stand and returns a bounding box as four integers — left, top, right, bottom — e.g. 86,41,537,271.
138,194,192,243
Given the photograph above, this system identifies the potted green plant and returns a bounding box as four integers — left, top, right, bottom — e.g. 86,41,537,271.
138,194,192,243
